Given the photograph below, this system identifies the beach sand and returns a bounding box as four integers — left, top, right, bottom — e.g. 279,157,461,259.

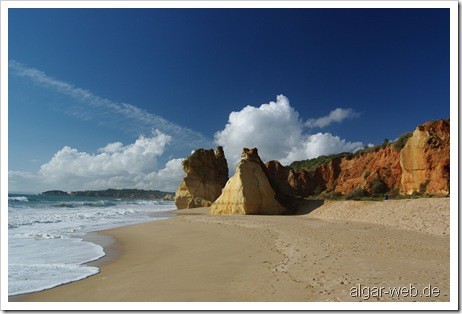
12,198,450,302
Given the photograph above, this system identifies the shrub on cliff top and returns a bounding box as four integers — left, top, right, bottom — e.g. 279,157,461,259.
352,144,383,157
392,132,413,151
290,152,352,172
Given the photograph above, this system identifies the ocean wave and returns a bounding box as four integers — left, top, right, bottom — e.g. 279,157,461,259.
9,219,63,229
52,200,116,208
125,200,159,206
23,232,64,239
8,196,29,202
8,207,139,229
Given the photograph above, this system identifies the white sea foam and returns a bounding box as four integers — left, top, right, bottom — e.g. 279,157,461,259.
8,264,100,296
8,196,29,202
8,195,175,296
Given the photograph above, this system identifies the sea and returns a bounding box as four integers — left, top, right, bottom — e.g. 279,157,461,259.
7,193,176,296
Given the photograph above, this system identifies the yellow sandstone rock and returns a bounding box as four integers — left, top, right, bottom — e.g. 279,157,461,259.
400,120,450,196
210,148,286,215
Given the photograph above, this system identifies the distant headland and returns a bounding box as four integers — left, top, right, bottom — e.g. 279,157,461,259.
41,188,175,200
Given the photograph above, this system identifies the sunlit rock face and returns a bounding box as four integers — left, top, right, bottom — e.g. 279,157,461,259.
210,148,286,215
400,119,450,196
174,146,229,209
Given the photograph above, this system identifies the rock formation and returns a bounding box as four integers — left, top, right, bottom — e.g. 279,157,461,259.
163,193,175,201
210,148,286,215
176,119,449,213
400,119,450,196
174,146,229,209
264,160,297,197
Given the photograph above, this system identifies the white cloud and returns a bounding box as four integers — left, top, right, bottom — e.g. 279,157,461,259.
8,60,212,152
40,130,170,180
215,95,363,167
305,108,360,128
8,130,184,193
72,157,185,192
215,95,303,167
281,133,363,164
98,142,124,154
134,158,185,192
8,171,37,179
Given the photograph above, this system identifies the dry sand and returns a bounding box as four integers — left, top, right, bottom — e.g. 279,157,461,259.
305,198,449,236
13,198,449,302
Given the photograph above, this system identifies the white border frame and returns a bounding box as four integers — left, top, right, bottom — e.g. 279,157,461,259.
1,0,458,311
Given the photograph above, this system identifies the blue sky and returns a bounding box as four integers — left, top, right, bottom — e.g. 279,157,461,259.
8,8,450,193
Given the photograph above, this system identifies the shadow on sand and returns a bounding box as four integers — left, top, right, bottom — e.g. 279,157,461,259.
290,198,325,216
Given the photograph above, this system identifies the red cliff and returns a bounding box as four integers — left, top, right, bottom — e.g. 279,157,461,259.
267,119,449,198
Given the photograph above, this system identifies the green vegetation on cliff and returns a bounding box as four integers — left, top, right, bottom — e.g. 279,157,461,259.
290,130,416,173
289,152,352,172
392,132,413,151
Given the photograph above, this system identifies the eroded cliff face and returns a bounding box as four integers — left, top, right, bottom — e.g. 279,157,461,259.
174,146,229,209
210,148,286,215
272,119,449,198
335,146,402,195
265,160,296,197
286,160,342,197
400,119,450,196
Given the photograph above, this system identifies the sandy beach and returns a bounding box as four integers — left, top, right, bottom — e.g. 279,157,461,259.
12,198,449,302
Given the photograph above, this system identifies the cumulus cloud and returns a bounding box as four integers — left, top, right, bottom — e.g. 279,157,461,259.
281,133,364,164
98,142,124,154
7,130,184,193
69,157,185,192
133,158,185,192
215,95,303,167
40,130,170,180
305,108,360,128
215,95,363,167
